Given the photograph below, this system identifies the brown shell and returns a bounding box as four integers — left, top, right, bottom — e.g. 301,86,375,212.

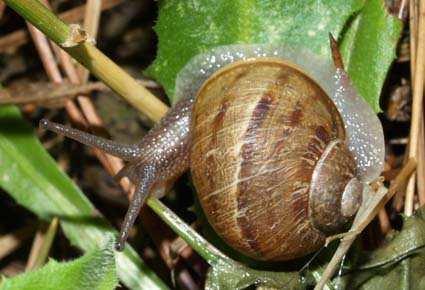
190,58,351,261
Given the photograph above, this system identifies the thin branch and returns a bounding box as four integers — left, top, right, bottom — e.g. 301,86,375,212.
405,0,425,216
0,225,35,261
0,1,6,20
0,0,124,54
418,119,425,205
0,81,106,105
26,24,62,82
378,208,391,234
413,0,425,206
398,0,409,20
0,79,160,106
77,0,101,82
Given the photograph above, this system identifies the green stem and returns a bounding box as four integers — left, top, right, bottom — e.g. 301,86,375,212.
4,0,168,122
147,197,231,265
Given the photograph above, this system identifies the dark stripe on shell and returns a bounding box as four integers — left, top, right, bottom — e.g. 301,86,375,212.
236,92,275,254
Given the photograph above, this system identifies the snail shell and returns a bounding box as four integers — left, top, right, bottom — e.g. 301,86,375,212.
176,45,384,261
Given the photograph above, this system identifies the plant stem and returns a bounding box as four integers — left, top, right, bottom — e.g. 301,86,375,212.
4,0,169,123
146,197,230,265
0,0,124,54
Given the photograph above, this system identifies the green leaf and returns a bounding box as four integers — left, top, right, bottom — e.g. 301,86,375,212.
362,253,425,290
332,207,425,290
340,0,403,112
205,259,303,290
148,0,402,111
336,250,425,290
0,239,118,290
357,209,425,270
0,106,168,290
147,0,362,102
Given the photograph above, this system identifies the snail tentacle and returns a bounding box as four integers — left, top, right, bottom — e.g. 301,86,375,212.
40,95,194,251
114,96,195,249
39,119,142,160
116,165,156,251
329,33,344,70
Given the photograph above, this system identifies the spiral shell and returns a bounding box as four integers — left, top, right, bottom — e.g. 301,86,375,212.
176,44,384,261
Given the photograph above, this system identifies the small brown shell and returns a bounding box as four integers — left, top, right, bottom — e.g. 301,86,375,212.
190,58,356,261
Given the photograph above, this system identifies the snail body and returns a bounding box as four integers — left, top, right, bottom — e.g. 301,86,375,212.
40,43,384,261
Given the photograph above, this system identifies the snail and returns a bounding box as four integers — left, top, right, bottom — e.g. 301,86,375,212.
39,37,384,261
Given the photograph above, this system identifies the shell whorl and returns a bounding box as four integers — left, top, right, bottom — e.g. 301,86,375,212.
190,59,348,261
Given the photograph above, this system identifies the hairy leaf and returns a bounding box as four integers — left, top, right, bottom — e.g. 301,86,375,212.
0,239,118,290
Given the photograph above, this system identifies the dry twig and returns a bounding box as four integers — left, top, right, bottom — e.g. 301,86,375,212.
0,1,6,19
0,81,105,106
77,0,101,81
0,79,160,106
405,0,425,216
0,225,35,261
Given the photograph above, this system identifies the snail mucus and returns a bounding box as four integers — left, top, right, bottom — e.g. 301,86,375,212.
40,40,384,262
